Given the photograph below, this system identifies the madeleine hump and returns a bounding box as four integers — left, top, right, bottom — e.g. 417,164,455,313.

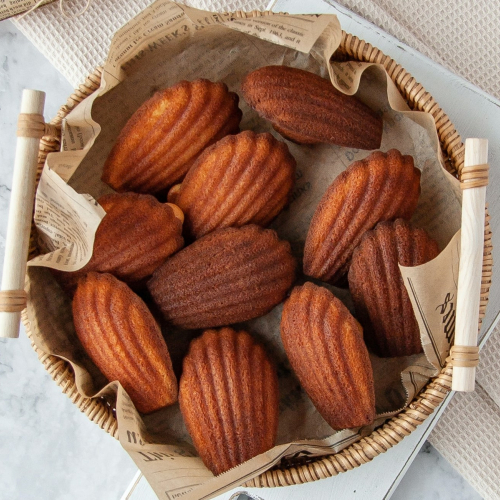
147,225,296,329
53,192,184,293
242,65,382,148
303,149,421,284
281,282,375,430
349,219,440,357
168,130,296,238
101,79,242,194
72,272,178,414
179,327,279,475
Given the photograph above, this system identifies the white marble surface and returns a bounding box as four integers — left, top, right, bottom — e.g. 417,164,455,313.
0,19,483,500
0,20,138,500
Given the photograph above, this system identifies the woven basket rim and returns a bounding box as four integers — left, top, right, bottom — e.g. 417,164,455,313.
23,22,492,489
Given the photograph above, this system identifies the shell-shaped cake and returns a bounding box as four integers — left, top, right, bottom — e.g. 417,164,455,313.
179,327,279,475
147,225,296,329
349,219,440,357
281,282,375,430
72,272,178,414
303,149,421,284
169,131,296,238
242,65,383,149
54,193,184,293
102,80,242,194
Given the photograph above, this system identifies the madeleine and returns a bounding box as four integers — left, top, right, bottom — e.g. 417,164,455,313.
179,328,279,475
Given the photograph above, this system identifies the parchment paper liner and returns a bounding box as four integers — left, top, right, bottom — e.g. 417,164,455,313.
24,2,463,498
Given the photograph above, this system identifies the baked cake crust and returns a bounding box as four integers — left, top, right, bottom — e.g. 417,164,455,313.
348,219,440,357
102,79,242,194
170,130,296,239
281,282,376,430
147,225,296,329
72,272,178,414
54,192,184,293
179,327,279,475
242,65,382,149
303,149,421,284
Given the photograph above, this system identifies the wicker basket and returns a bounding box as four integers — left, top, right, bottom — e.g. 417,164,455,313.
22,27,492,488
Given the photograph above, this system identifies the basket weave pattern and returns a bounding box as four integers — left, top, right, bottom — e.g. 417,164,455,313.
22,30,492,486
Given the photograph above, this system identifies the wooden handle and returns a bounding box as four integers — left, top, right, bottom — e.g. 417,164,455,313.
452,138,488,391
0,90,46,338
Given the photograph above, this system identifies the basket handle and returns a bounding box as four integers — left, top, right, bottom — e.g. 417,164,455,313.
452,138,489,391
0,90,47,339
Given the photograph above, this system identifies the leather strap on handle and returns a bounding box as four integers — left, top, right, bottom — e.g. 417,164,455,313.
17,113,59,139
448,345,480,368
0,290,27,313
460,163,489,190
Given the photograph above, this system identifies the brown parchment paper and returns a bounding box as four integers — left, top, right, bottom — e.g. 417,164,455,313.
24,2,464,498
0,0,55,21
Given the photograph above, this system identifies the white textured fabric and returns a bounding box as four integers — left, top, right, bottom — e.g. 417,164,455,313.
12,0,270,86
10,1,500,498
12,0,500,98
476,325,500,410
428,323,500,500
332,0,500,100
429,369,500,500
13,0,156,86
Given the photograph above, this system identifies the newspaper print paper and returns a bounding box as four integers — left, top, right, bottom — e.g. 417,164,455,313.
24,2,462,498
0,0,55,21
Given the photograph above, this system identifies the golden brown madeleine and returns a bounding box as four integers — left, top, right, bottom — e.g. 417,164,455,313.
281,282,375,430
147,225,296,329
348,219,440,357
242,65,382,149
170,131,296,238
72,272,178,414
179,327,279,475
102,80,242,194
54,193,184,293
303,149,421,284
